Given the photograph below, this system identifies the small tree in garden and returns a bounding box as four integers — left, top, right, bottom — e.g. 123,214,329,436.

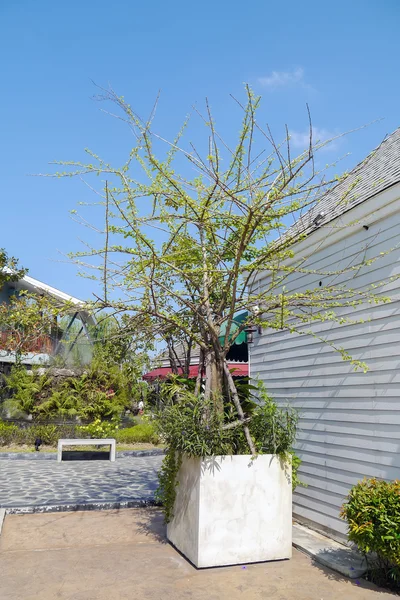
49,86,389,454
0,249,27,286
0,250,61,363
0,294,60,358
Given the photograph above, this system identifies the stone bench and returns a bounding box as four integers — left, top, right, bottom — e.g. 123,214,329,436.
57,438,116,462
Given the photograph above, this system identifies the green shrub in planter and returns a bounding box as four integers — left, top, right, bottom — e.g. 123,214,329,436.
155,390,300,523
341,478,400,589
116,424,160,445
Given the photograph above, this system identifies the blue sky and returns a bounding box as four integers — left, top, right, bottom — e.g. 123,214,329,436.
1,0,399,301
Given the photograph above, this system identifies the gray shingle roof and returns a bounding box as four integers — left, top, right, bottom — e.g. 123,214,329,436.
285,127,400,241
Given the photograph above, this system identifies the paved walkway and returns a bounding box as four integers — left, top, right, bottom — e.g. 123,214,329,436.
0,509,393,600
0,455,163,509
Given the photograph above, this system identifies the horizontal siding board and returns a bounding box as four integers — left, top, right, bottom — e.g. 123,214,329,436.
298,474,352,497
278,257,400,299
278,247,400,295
250,198,400,537
297,453,400,481
251,332,400,362
253,303,400,347
253,320,400,357
288,399,400,411
259,385,400,398
293,492,344,520
293,506,348,537
295,484,345,508
254,374,400,389
295,440,400,467
296,431,400,453
290,410,400,425
253,359,400,379
253,338,395,357
298,462,368,488
257,220,400,292
257,253,400,303
298,420,400,438
266,387,400,398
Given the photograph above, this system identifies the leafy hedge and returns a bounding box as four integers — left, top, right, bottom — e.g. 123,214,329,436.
0,421,20,445
0,420,159,447
116,424,160,445
341,478,400,590
0,421,76,446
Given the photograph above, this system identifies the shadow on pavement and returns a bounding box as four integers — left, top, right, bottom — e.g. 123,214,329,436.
61,451,110,461
310,556,398,596
133,508,168,544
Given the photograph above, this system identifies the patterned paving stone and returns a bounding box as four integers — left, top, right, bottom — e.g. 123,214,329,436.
0,455,163,508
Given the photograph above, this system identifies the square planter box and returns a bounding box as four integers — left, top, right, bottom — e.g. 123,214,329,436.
167,454,292,568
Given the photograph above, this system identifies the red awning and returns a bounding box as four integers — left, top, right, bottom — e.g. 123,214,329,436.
143,363,248,381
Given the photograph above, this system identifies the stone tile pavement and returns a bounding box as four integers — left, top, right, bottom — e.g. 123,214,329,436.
0,455,163,509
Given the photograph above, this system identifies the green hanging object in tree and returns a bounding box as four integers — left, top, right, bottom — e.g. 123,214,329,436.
218,311,248,346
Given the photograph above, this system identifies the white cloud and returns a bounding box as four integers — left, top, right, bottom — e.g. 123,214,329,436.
289,126,339,151
258,68,307,89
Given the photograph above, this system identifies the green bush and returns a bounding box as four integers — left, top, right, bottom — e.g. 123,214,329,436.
155,390,298,458
0,421,21,445
0,421,78,446
77,417,120,439
116,423,160,445
155,394,244,457
24,424,77,446
341,478,400,590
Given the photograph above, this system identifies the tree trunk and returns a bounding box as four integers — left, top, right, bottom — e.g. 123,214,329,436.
183,337,192,378
194,348,204,397
166,336,182,375
203,348,224,413
202,343,256,454
223,360,256,454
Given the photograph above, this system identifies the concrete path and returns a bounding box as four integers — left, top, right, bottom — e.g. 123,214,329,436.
0,509,393,600
293,523,367,579
0,455,163,509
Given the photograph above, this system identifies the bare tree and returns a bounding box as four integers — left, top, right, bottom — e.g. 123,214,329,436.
48,86,391,453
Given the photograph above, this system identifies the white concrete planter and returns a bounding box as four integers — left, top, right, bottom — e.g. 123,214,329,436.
167,454,292,568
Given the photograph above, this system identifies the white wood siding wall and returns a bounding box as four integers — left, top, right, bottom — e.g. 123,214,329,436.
250,187,400,540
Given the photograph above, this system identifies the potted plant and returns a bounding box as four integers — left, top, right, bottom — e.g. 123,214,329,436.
58,87,385,566
155,382,298,568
